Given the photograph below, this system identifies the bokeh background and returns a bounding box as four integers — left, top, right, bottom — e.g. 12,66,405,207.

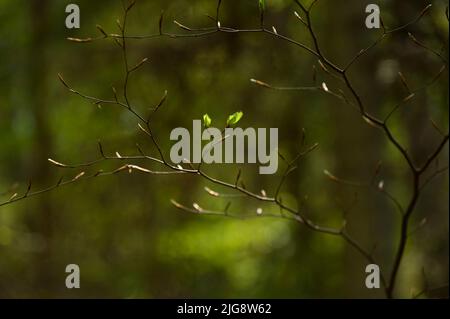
0,0,448,298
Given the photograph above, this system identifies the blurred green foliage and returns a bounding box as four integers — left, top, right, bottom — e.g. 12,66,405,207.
0,0,448,298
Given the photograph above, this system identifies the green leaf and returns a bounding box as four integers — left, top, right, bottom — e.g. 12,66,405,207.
226,111,243,126
203,113,212,128
259,0,265,12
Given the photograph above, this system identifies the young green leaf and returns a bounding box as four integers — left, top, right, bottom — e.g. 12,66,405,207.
226,111,243,126
203,113,212,128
